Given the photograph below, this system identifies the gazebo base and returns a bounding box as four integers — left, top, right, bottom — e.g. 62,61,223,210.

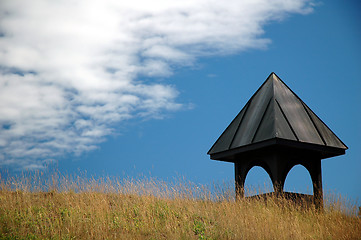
246,191,320,209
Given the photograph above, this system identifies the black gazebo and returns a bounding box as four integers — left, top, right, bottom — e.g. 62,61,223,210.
208,72,347,208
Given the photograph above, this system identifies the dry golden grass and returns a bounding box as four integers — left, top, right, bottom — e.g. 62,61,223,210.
0,172,360,240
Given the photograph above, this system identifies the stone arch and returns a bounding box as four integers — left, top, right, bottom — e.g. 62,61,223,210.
276,159,324,208
284,164,313,194
244,165,273,196
244,160,274,183
235,156,323,208
234,160,274,198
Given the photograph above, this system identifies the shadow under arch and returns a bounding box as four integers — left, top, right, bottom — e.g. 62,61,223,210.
284,164,313,195
244,165,273,197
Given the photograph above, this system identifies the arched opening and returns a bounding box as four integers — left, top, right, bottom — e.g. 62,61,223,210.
284,164,313,195
244,166,273,197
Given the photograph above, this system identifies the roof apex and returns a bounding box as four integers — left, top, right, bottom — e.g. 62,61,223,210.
208,72,347,160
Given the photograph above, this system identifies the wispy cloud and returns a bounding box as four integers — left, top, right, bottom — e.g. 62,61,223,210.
0,0,313,169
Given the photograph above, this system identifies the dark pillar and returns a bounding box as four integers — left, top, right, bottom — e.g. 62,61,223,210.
301,157,323,210
268,154,287,196
310,158,323,210
234,161,248,199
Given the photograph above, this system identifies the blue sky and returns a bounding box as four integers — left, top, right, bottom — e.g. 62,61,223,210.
0,1,360,202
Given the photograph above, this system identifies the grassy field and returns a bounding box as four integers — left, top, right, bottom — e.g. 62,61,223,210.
0,172,360,239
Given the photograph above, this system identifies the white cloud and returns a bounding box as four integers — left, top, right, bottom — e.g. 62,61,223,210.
0,0,313,169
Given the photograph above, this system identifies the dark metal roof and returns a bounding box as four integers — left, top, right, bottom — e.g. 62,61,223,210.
208,72,347,160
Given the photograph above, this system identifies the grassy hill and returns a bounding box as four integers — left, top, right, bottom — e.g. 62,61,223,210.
0,173,360,239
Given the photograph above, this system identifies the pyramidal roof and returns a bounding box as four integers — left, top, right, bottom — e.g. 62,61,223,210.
208,72,347,159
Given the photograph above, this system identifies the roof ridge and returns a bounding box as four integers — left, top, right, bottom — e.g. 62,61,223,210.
251,96,273,143
301,101,327,146
270,73,277,139
228,101,250,150
275,98,299,141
